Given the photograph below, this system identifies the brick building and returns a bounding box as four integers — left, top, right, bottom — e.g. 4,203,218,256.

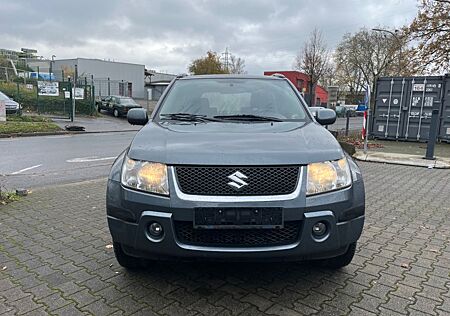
264,71,328,106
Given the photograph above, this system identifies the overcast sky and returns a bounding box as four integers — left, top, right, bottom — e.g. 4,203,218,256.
1,0,418,74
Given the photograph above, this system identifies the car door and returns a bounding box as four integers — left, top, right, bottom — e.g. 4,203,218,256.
104,97,112,111
111,97,119,110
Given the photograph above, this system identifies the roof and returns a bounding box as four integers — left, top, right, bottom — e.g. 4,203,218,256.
180,74,283,80
54,57,144,67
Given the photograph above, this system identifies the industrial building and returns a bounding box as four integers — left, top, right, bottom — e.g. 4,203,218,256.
264,71,328,106
0,47,38,61
52,58,145,99
145,70,176,101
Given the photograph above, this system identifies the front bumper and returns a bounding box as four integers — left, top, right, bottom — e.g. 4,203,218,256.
119,106,141,115
6,108,21,114
108,210,363,260
107,164,365,261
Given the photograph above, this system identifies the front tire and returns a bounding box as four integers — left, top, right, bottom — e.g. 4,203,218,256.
113,242,144,269
319,242,357,269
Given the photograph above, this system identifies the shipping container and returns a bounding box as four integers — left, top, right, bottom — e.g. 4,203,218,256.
439,78,450,142
371,75,450,142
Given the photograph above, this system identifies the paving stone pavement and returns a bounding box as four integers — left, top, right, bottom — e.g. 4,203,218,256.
1,162,449,316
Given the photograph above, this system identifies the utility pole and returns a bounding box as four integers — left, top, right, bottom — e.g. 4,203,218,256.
71,64,77,122
50,55,56,82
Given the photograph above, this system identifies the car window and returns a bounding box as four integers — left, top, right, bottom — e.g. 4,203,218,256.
158,78,309,121
119,98,137,105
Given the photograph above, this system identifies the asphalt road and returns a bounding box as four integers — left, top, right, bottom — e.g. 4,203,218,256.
0,117,362,191
0,132,136,190
329,116,364,132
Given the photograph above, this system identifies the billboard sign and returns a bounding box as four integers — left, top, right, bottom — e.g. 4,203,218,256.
72,88,84,100
38,81,59,96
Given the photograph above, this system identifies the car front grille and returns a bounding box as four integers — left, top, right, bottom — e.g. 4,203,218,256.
175,166,300,196
174,221,301,247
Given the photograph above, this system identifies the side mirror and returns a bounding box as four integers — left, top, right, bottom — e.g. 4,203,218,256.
127,108,148,125
316,108,336,125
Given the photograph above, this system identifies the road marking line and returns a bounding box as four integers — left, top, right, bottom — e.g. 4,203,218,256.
66,156,116,163
11,164,43,175
44,135,72,139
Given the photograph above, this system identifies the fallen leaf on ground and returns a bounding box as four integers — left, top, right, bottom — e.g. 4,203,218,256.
1,266,7,271
105,244,113,249
401,263,409,269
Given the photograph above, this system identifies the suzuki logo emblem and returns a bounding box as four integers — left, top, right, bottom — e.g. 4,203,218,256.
227,171,248,190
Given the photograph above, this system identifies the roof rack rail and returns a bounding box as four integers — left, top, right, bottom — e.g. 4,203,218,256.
271,73,286,78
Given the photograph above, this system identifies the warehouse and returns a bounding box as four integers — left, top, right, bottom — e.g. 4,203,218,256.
52,58,145,99
145,70,176,101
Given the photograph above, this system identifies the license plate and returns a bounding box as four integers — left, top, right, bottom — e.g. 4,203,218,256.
194,208,283,229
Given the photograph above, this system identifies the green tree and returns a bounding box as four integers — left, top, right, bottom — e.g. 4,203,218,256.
188,51,229,75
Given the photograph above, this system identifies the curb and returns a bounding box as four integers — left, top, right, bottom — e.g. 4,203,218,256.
0,129,139,138
353,152,450,169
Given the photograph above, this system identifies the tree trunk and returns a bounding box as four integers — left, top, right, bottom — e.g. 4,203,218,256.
308,81,315,106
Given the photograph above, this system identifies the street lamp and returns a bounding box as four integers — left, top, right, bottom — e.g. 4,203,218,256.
372,28,403,74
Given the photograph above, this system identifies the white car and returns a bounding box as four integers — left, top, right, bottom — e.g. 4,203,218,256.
0,91,21,115
308,106,326,118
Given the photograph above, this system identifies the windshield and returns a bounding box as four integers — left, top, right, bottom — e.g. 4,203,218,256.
0,91,10,101
157,78,309,122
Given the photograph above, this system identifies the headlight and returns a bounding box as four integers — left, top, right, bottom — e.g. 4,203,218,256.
306,158,351,195
121,157,169,195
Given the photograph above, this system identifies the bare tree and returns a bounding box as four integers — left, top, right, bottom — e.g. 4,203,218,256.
333,28,418,108
408,0,450,73
294,28,330,106
229,55,246,74
333,45,366,103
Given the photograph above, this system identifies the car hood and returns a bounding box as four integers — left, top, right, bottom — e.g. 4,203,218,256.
127,121,344,165
3,99,19,107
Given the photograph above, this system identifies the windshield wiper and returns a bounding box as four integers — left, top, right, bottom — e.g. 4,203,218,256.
213,114,283,122
160,113,219,122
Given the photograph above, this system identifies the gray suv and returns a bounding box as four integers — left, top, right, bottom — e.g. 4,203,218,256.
107,75,365,269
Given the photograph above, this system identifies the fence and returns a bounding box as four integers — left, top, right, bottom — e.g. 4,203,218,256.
0,67,98,117
371,75,450,143
86,77,133,98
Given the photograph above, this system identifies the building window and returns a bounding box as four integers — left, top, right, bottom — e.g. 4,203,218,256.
297,79,304,90
127,82,132,97
119,82,125,96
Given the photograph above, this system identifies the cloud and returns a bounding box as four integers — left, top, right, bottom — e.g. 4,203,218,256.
0,0,418,74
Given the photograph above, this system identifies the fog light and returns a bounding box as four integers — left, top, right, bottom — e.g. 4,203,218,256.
312,221,327,237
148,222,163,238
